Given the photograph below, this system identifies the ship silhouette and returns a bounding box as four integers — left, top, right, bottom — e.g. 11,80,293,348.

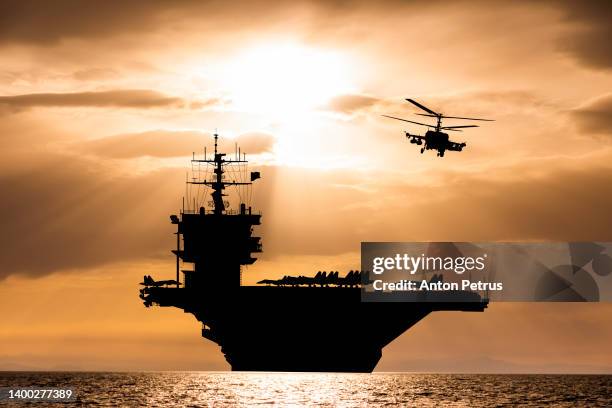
139,134,487,372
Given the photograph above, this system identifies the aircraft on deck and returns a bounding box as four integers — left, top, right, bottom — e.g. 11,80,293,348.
140,275,181,287
257,271,365,287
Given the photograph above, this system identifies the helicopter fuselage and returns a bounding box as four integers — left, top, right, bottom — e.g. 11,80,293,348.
406,130,465,157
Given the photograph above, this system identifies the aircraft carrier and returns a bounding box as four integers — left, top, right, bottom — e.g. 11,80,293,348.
139,134,487,372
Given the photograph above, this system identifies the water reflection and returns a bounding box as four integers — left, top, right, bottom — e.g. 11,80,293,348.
1,372,610,407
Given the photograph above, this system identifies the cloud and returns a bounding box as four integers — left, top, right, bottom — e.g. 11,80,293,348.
324,90,550,121
80,130,275,159
71,68,120,81
0,0,608,82
0,153,183,279
387,155,612,242
553,0,612,70
570,93,612,136
0,89,194,111
0,0,305,45
256,152,612,259
0,1,165,44
436,90,561,114
323,94,383,114
3,147,612,280
233,132,276,155
0,126,275,280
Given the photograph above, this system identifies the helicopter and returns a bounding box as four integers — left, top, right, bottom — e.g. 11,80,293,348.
383,98,493,157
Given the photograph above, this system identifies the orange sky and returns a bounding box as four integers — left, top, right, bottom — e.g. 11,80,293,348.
1,0,612,372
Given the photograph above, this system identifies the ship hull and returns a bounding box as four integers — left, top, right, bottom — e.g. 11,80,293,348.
148,286,486,372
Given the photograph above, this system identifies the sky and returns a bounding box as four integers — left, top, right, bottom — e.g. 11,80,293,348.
1,0,612,372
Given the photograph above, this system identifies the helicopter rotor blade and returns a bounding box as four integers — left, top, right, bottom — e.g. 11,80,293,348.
405,99,439,116
382,115,433,128
415,113,494,121
442,125,479,129
440,115,494,121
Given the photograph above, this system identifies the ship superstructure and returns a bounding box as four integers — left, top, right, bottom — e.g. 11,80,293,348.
139,134,487,372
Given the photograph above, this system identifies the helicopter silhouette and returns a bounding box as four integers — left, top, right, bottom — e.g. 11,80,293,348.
383,98,493,157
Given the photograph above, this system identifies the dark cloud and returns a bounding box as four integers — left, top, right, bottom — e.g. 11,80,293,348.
0,154,182,279
2,0,610,75
571,93,612,136
554,0,612,69
0,1,168,44
0,1,493,49
80,130,275,158
0,0,302,45
0,89,190,111
1,0,609,75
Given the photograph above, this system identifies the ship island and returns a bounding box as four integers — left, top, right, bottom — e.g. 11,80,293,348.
139,134,488,372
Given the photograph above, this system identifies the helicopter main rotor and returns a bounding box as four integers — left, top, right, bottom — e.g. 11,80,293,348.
384,98,493,132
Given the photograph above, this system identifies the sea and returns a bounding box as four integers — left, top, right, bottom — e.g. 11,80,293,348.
0,372,610,407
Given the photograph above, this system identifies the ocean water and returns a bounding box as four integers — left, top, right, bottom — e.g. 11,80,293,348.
0,372,610,407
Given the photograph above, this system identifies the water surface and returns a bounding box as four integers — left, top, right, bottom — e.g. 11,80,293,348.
1,372,610,407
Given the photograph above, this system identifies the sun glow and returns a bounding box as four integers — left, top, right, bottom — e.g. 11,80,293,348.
223,43,354,117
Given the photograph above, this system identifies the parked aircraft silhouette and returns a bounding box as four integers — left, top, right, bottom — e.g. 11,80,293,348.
257,271,367,287
140,275,181,287
383,98,493,157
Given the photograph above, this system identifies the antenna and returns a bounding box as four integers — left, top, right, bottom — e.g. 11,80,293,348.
187,132,254,215
175,225,180,287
